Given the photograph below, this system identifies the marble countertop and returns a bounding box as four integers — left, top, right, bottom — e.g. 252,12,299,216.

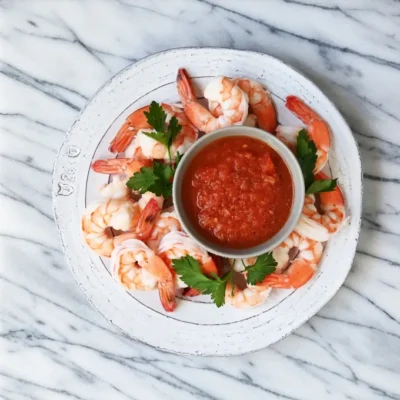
1,1,400,399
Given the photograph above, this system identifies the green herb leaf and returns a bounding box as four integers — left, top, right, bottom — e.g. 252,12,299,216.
172,256,228,307
167,116,182,146
296,129,318,190
153,162,174,182
126,167,159,193
143,131,169,147
143,101,167,132
128,101,182,197
306,178,338,194
126,162,173,198
246,252,277,285
143,102,182,162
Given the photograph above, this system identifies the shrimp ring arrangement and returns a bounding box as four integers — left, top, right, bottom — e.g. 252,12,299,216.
82,68,347,313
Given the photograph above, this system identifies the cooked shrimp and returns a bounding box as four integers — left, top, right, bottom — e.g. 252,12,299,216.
137,191,163,212
81,198,140,257
158,231,218,289
234,78,277,132
100,178,163,211
294,214,330,242
275,125,302,152
98,177,131,200
92,158,152,176
177,68,248,133
225,259,272,309
263,231,323,289
208,78,277,132
146,208,181,251
209,101,257,127
182,253,224,297
110,103,197,157
109,105,151,154
125,104,197,160
113,198,163,248
111,239,176,312
134,198,162,240
225,281,272,309
296,172,346,238
164,103,198,157
285,96,330,172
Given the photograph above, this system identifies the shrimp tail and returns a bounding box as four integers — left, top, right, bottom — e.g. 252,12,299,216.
147,255,176,312
158,283,176,312
285,95,319,125
109,121,137,153
91,158,147,175
177,68,197,105
177,69,214,132
285,96,330,148
109,105,151,153
286,95,330,171
92,159,120,174
135,198,161,240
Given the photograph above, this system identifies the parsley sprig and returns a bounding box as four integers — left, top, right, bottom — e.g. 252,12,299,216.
126,162,173,198
172,256,228,307
143,101,182,162
172,252,277,307
296,129,337,194
243,252,277,285
126,101,183,198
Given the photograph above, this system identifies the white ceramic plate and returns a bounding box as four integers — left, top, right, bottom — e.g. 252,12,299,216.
52,48,362,356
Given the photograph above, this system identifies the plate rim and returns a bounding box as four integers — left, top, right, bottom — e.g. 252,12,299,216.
52,47,363,356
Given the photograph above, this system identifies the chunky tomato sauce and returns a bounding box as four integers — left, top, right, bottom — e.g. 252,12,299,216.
182,136,293,248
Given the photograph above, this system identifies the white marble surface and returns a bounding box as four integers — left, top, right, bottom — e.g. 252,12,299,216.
1,0,399,399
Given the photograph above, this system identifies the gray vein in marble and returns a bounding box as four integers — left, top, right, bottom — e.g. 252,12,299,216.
197,0,400,70
0,62,87,111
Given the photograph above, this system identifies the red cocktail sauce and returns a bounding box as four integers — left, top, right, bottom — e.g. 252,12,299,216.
182,136,293,248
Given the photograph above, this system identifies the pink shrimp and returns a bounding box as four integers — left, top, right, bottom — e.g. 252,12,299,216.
177,68,248,133
92,158,152,176
296,172,346,239
109,103,197,157
209,78,277,132
111,198,175,312
286,96,331,172
162,103,198,155
146,208,182,251
124,103,198,160
233,78,277,132
264,231,323,289
109,105,151,154
111,239,176,312
81,198,140,257
158,232,218,291
114,198,162,244
225,281,272,308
